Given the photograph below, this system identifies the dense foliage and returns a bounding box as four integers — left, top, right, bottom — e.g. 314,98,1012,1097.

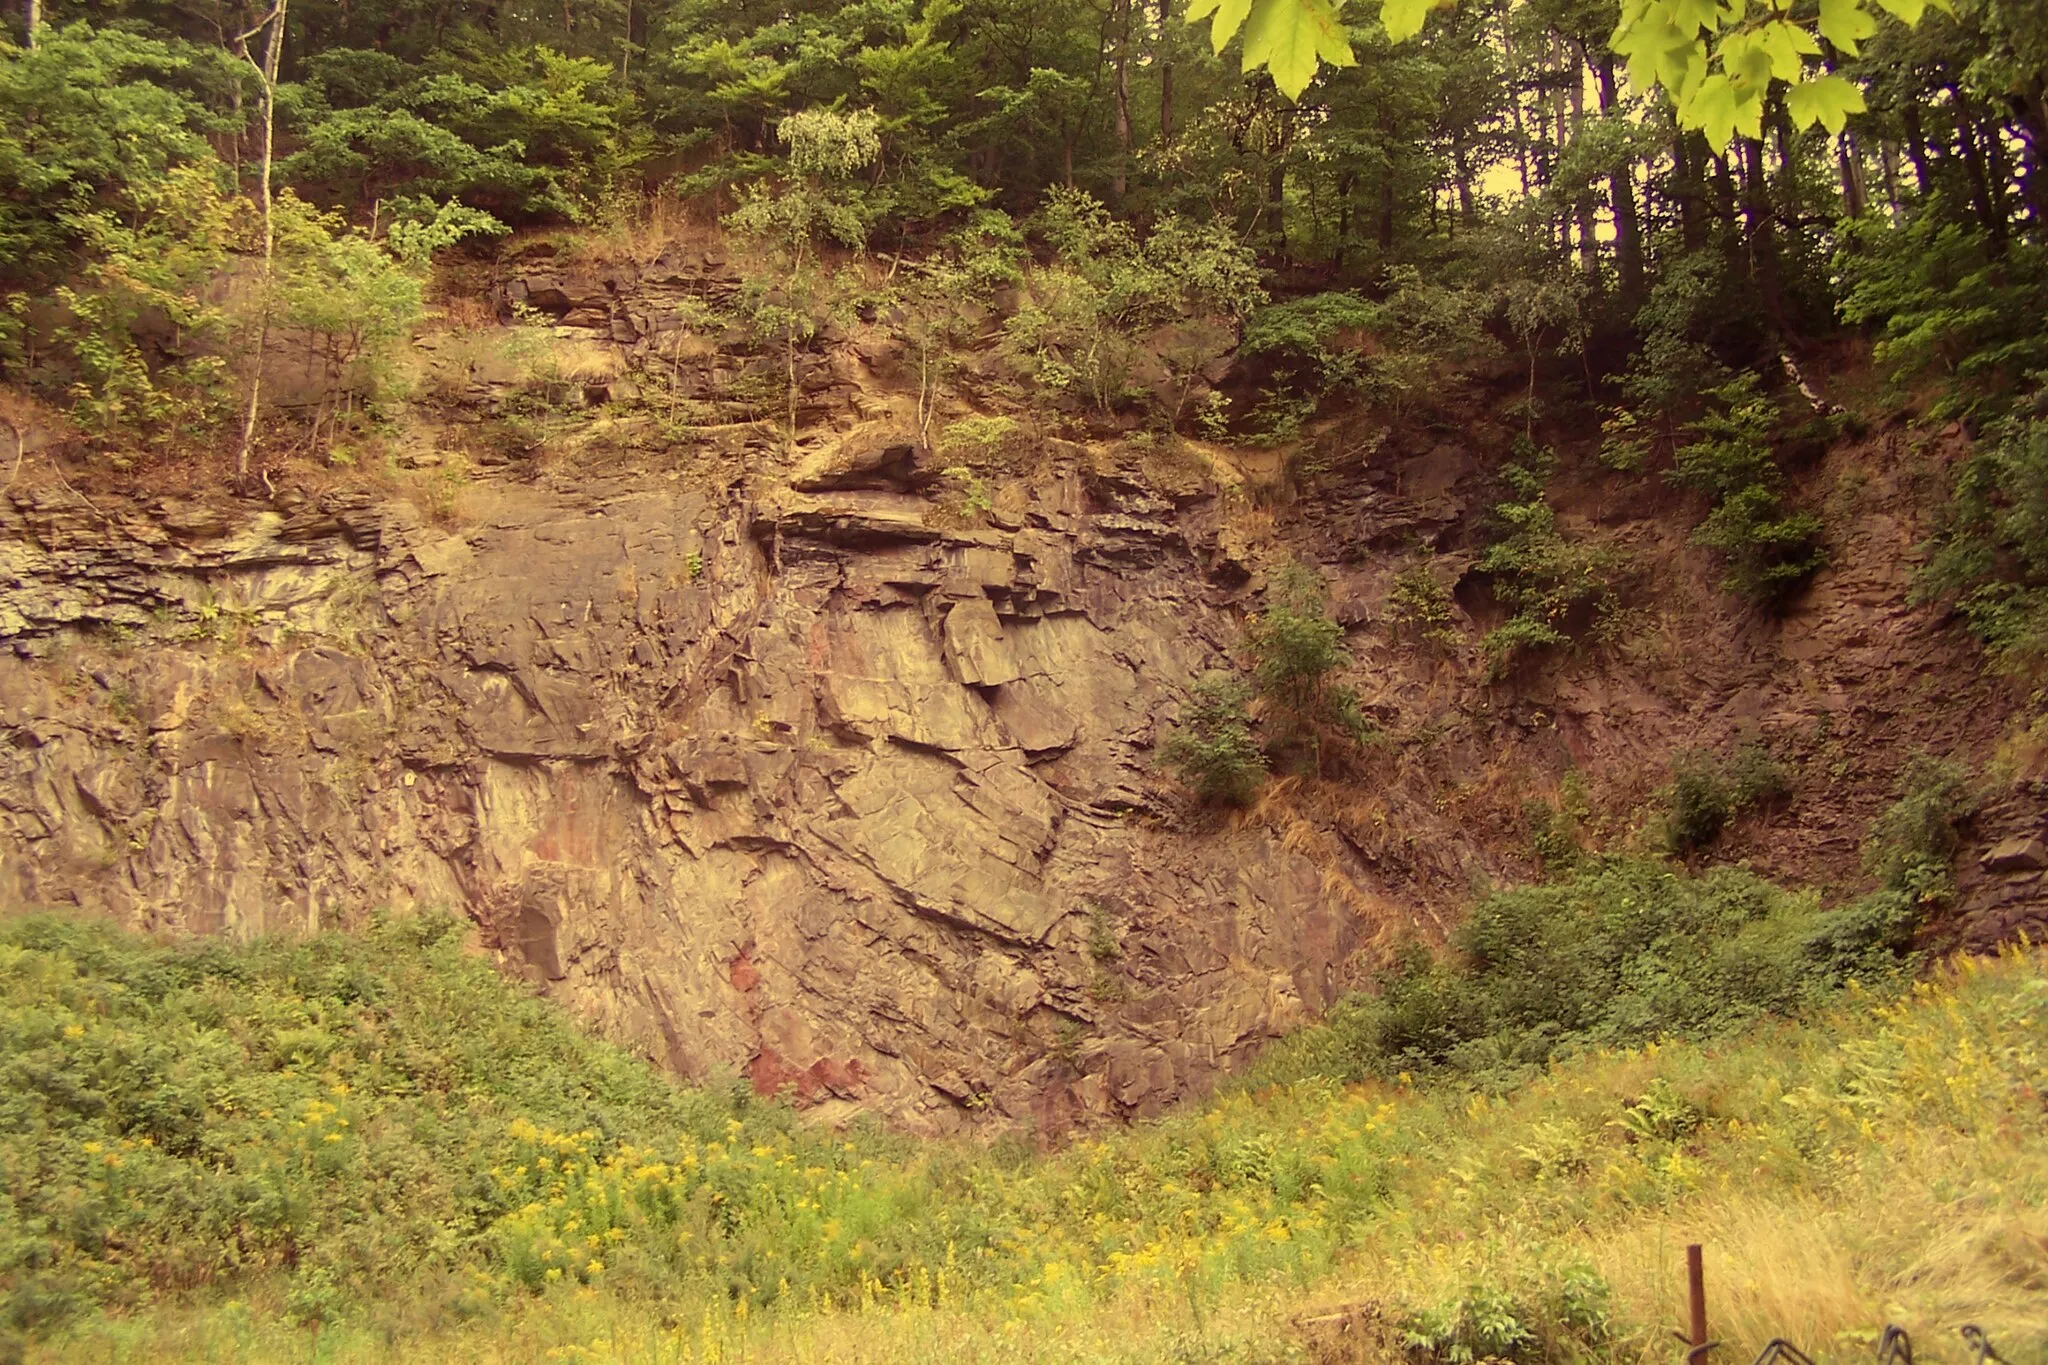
1165,563,1372,803
1257,752,1974,1091
2,0,2042,471
10,914,2046,1364
1918,413,2048,670
0,913,792,1341
1475,443,1622,676
1249,858,1909,1088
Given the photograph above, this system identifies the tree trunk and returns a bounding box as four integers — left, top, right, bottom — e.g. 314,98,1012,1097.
1566,47,1598,285
1738,132,1785,332
1672,132,1706,250
1451,139,1478,226
1768,90,1808,264
1544,35,1569,251
1950,87,2006,245
1879,139,1903,216
1590,57,1642,303
1271,159,1291,260
1901,103,1934,195
1836,131,1868,218
1376,112,1395,252
2009,89,2048,226
1501,17,1534,196
1978,96,2017,227
1156,0,1173,145
1111,0,1132,199
22,0,37,47
1335,170,1355,268
235,0,287,480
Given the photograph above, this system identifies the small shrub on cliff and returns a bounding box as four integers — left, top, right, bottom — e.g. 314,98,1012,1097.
1163,673,1265,806
937,414,1028,472
1668,374,1827,605
1247,563,1373,773
1522,796,1586,874
1660,742,1791,853
1864,754,1976,907
1003,188,1264,422
1916,410,2048,673
726,108,882,437
1385,560,1462,648
1476,445,1621,679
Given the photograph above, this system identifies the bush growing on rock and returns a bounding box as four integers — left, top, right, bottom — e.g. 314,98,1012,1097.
1002,187,1264,425
1384,561,1463,649
1163,673,1266,806
1660,742,1791,853
726,108,883,438
1248,855,1916,1090
1247,563,1373,774
1668,374,1827,605
1863,753,1977,909
1475,445,1621,679
1917,409,2048,673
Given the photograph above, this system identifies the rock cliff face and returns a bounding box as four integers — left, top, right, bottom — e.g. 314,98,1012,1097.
6,243,2046,1134
0,443,1391,1133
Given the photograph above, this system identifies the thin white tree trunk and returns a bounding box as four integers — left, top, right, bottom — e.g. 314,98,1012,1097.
22,0,38,48
235,0,287,479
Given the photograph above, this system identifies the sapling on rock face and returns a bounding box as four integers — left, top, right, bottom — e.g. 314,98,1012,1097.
725,108,882,442
1163,672,1266,805
1668,374,1827,604
891,211,1024,446
1246,562,1373,775
1002,187,1264,426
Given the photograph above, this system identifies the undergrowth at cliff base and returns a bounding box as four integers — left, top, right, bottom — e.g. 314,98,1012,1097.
1245,856,1917,1093
7,912,2046,1364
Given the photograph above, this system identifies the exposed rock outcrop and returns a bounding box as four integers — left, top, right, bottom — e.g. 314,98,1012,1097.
0,453,1383,1134
7,250,2045,1137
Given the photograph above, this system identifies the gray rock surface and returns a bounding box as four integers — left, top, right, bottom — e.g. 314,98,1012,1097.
0,458,1372,1134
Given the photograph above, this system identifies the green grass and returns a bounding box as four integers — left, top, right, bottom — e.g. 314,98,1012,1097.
5,908,2045,1364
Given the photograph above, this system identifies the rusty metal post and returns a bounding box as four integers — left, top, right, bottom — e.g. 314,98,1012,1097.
1686,1244,1708,1356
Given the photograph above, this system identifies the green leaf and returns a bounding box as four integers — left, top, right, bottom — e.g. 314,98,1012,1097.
1732,85,1764,140
1188,0,1255,53
1614,0,1708,95
1783,71,1867,133
1817,0,1879,54
1755,20,1820,82
1671,0,1723,32
1682,71,1739,146
1380,0,1434,42
1718,30,1775,90
1871,0,1926,21
1240,0,1356,100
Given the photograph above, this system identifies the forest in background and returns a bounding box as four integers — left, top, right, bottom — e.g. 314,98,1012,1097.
7,0,2048,676
3,0,2045,442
